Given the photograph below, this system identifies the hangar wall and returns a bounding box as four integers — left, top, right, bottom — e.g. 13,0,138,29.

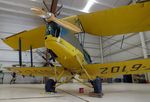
0,14,45,68
103,32,150,62
80,33,102,63
1,14,150,83
0,14,102,69
0,14,45,84
1,13,150,83
0,12,103,83
102,31,150,82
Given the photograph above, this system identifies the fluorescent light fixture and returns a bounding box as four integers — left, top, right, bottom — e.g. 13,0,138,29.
82,0,96,13
31,0,37,1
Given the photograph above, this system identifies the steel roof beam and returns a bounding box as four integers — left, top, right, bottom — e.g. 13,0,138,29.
104,39,150,57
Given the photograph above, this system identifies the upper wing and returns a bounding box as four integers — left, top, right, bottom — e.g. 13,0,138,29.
3,16,79,51
4,1,150,50
80,59,150,79
3,25,46,51
7,67,70,77
78,1,150,36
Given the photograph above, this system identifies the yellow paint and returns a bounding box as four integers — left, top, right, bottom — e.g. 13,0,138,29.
3,2,150,81
3,25,46,51
3,2,150,50
78,1,150,36
7,67,70,77
2,16,78,51
80,59,150,79
45,35,86,70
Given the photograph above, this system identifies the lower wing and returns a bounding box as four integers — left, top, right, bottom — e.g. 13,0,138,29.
7,67,70,77
81,59,150,79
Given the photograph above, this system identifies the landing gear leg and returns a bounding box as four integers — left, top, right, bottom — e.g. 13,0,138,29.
89,77,103,98
45,79,56,92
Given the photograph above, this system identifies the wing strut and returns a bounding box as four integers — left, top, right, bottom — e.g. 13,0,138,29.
75,55,92,80
18,38,34,67
18,38,22,67
30,46,33,67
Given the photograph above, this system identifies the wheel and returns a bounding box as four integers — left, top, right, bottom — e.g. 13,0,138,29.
45,79,56,92
90,77,102,93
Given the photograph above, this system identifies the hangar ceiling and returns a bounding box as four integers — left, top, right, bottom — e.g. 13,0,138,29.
0,0,131,17
0,0,131,37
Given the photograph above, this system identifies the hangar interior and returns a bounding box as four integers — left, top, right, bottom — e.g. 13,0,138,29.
0,0,150,102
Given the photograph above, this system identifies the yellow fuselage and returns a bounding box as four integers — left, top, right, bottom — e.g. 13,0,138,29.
45,35,87,72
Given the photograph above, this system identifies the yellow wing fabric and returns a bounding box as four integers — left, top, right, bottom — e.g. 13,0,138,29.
7,67,70,77
3,25,46,51
78,2,150,36
3,16,79,51
80,59,150,79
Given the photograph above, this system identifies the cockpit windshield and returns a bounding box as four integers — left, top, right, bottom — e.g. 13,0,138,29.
46,21,60,37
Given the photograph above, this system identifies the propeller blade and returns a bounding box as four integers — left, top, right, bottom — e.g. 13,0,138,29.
31,7,52,19
31,7,45,16
31,7,81,33
55,11,61,17
47,16,81,32
50,0,58,13
54,4,63,16
43,0,50,12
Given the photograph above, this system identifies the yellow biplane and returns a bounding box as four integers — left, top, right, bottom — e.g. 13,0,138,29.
2,0,150,94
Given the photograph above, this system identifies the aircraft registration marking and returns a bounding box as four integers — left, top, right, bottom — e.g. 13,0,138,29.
99,64,149,74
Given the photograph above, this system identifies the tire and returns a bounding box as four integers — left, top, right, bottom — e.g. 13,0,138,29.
45,79,56,92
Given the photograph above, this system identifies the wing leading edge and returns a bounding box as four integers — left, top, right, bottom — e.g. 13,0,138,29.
3,16,79,51
3,25,46,51
7,67,70,77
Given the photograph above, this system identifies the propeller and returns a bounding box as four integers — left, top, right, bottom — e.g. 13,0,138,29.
54,4,63,16
31,7,81,33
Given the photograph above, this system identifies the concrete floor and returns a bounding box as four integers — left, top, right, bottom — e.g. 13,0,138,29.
0,83,150,102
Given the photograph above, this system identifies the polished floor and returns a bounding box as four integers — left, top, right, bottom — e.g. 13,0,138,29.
0,83,150,102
